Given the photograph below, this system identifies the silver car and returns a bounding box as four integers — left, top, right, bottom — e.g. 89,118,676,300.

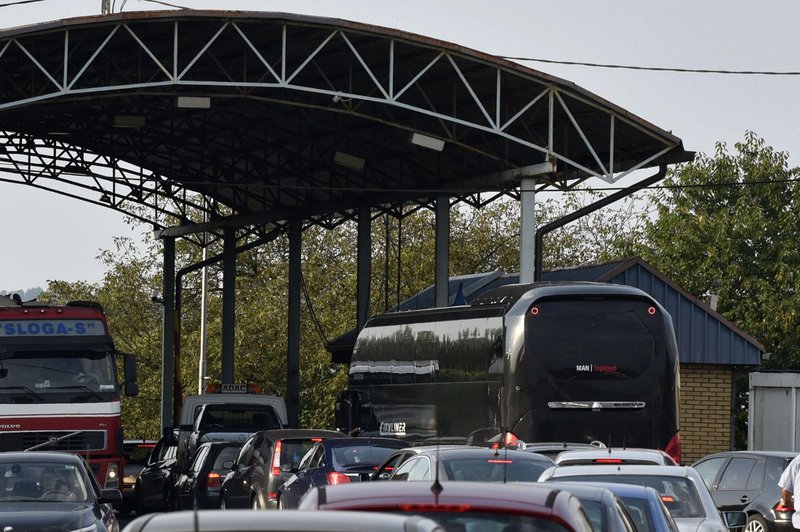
538,464,746,532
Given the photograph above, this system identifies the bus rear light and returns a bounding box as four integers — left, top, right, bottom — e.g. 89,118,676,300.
206,472,222,488
326,472,351,485
272,440,283,477
648,306,657,315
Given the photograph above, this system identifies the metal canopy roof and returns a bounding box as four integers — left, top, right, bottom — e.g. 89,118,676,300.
0,10,691,243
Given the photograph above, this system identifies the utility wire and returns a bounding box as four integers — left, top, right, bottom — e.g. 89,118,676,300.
0,0,45,7
503,56,800,76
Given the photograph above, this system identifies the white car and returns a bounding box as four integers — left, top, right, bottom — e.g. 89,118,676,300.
555,448,679,467
538,464,746,532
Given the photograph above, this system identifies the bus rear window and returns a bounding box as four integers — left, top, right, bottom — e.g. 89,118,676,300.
525,297,667,381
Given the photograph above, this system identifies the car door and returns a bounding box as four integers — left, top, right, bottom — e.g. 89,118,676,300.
710,456,764,512
177,445,208,509
280,444,323,508
222,435,258,508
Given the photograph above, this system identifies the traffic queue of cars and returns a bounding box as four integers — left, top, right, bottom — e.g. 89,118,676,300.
0,438,795,532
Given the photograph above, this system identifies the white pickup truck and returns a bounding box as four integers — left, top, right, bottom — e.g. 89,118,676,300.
176,389,288,469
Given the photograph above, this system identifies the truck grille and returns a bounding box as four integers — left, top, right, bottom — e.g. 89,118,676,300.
0,430,106,452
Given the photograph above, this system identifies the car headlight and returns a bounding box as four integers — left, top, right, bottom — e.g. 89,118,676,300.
105,463,120,488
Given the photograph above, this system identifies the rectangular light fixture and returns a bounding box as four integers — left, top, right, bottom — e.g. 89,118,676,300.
113,115,146,128
334,151,366,171
177,96,211,109
410,132,445,152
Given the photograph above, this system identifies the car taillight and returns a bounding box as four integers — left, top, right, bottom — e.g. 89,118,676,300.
206,472,222,488
504,431,520,448
326,472,351,485
272,440,282,477
594,459,623,464
487,459,513,464
664,432,681,464
775,501,794,512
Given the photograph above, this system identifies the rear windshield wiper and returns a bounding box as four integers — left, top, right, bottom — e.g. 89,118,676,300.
0,386,43,401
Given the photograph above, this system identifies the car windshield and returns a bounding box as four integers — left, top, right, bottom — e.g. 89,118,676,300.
332,445,399,466
281,440,318,469
417,511,572,532
562,475,705,518
578,499,609,532
618,496,658,532
0,352,116,393
213,446,241,470
443,457,551,482
0,462,89,502
124,443,155,466
198,406,280,432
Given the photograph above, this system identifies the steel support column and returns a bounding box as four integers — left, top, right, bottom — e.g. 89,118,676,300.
221,227,236,384
435,196,450,307
160,235,175,435
519,177,536,284
287,222,302,428
357,205,371,329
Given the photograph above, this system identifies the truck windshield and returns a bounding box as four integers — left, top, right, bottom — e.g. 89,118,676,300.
0,352,116,394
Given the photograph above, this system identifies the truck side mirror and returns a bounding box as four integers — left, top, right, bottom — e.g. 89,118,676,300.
119,352,139,397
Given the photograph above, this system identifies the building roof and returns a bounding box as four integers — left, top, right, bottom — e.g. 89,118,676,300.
327,256,764,366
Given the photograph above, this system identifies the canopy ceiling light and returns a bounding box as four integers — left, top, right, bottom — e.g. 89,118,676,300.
410,132,445,152
177,96,211,109
113,115,146,128
334,151,366,172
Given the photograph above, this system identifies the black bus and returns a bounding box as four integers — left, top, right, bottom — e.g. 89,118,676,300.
336,282,681,463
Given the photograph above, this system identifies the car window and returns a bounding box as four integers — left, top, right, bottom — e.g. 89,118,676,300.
236,437,256,466
214,446,241,470
189,446,210,473
391,457,419,481
444,457,549,482
297,446,318,471
408,456,431,481
280,439,319,470
578,499,608,532
124,443,155,466
331,444,400,466
248,436,266,467
719,457,757,490
746,458,765,490
619,497,656,532
692,456,727,488
308,446,325,469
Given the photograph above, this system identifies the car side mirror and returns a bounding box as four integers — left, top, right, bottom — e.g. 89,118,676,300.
119,352,139,397
99,488,123,508
723,511,747,529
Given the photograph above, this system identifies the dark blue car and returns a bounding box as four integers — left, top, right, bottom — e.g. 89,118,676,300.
276,437,405,509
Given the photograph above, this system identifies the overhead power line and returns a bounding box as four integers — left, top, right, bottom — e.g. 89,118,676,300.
503,56,800,76
0,0,45,7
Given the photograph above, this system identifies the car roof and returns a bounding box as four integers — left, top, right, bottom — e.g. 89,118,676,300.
0,451,83,464
556,448,674,465
122,509,445,532
542,481,620,503
548,464,697,479
417,447,552,461
692,450,798,461
301,479,591,530
249,428,347,441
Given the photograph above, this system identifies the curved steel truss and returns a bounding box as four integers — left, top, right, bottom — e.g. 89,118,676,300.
0,11,689,240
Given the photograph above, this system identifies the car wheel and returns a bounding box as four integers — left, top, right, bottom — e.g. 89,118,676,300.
252,495,260,510
745,514,769,532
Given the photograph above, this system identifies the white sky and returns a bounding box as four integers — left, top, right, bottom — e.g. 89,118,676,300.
2,0,799,291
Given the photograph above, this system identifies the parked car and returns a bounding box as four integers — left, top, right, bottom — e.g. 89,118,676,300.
372,445,465,481
0,451,121,532
538,464,747,532
135,431,179,514
555,447,679,467
277,437,406,509
389,446,553,482
121,509,445,532
121,439,157,514
544,481,638,532
174,441,242,510
692,450,798,532
220,428,345,510
297,479,594,531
